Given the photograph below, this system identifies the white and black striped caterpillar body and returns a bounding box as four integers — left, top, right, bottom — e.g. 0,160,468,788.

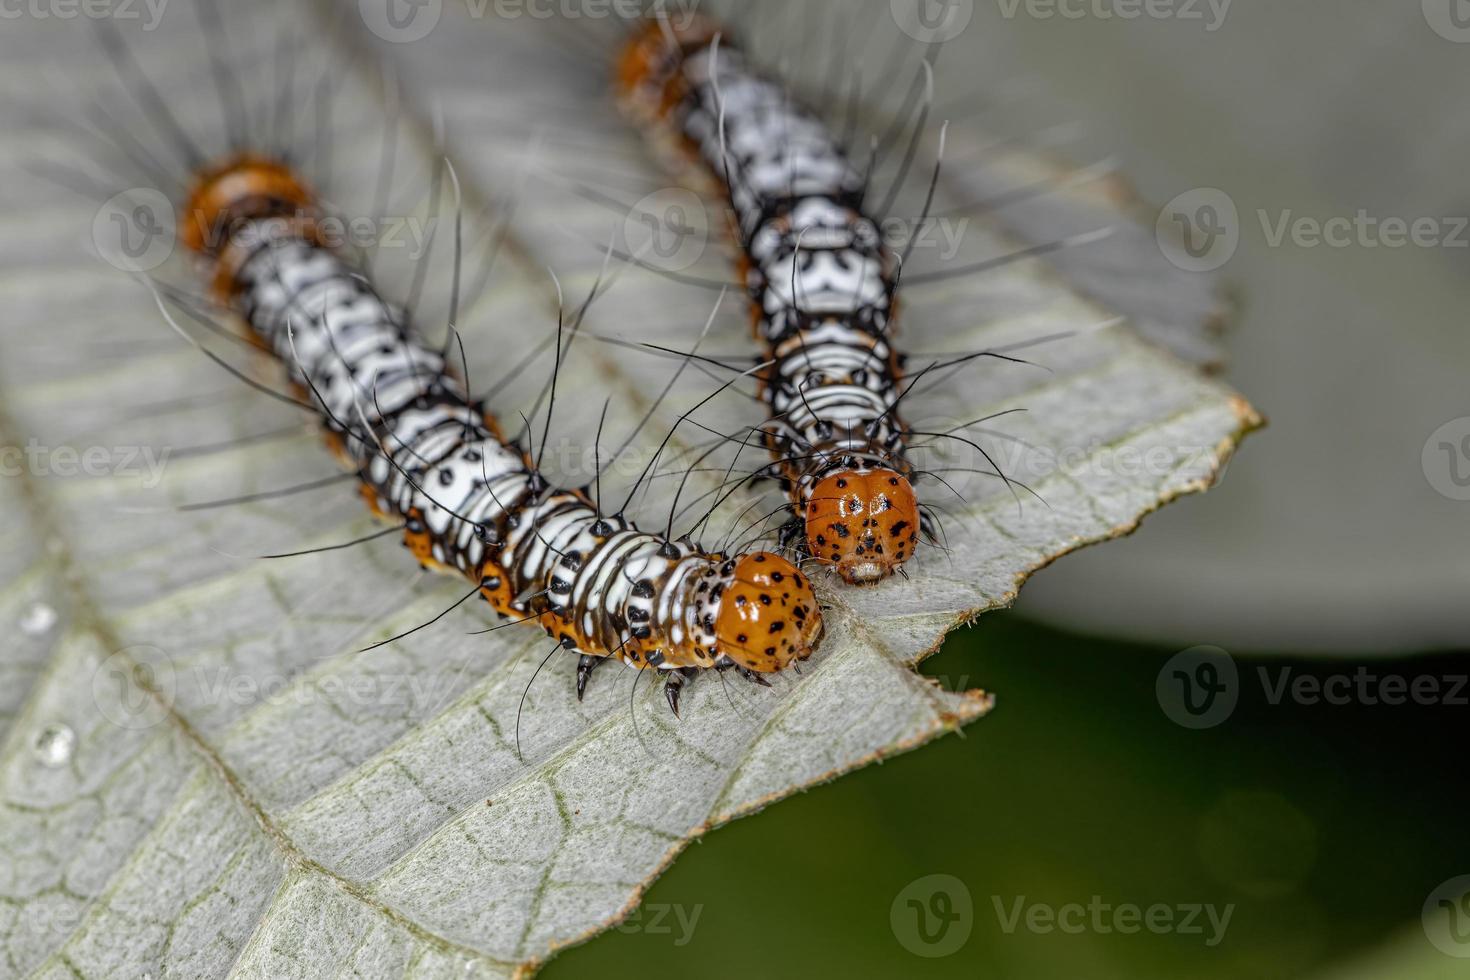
181,157,823,713
618,21,925,587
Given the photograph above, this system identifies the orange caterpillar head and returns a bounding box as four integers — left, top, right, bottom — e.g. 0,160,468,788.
806,469,920,585
712,553,823,673
180,153,317,257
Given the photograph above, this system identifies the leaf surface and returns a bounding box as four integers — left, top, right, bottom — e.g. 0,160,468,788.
0,3,1256,977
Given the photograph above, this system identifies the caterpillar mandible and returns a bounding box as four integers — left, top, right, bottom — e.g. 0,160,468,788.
617,17,925,586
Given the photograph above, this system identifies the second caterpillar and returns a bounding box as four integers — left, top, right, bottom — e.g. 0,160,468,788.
618,17,926,586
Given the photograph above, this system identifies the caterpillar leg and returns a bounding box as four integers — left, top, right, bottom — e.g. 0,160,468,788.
717,661,774,688
576,654,604,702
663,667,700,718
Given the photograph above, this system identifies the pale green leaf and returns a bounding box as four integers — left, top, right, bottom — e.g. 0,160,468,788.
0,3,1256,977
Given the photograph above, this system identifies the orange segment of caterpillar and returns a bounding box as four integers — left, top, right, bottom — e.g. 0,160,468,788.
167,150,823,715
714,553,819,672
807,470,921,584
617,18,928,586
181,153,316,256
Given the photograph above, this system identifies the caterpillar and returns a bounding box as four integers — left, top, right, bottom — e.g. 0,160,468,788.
616,16,925,586
182,155,823,714
83,10,825,717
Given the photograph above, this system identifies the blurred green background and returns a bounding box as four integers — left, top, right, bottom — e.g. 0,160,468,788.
546,614,1470,979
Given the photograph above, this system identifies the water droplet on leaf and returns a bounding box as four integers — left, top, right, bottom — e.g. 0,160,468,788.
33,723,76,767
21,602,58,636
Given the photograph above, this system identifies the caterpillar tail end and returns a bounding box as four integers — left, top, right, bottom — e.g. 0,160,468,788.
176,153,322,298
